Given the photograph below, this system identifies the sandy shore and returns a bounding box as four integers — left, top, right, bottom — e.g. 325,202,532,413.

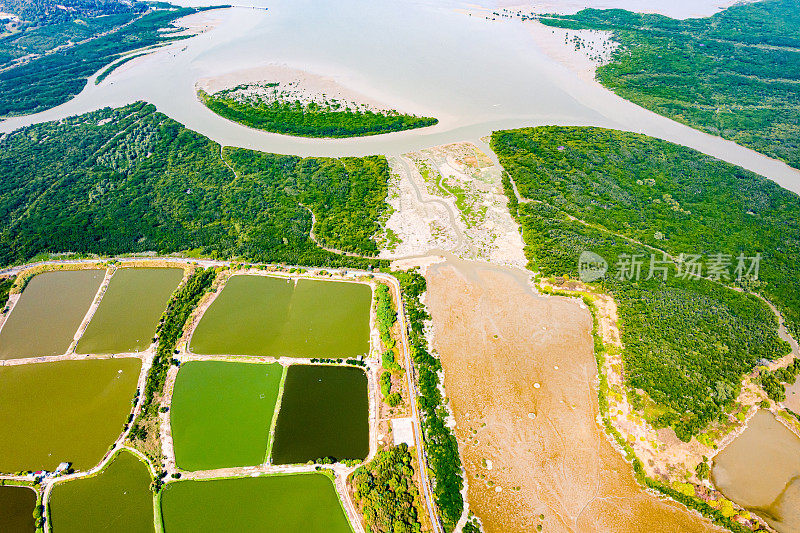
470,0,748,19
196,64,403,114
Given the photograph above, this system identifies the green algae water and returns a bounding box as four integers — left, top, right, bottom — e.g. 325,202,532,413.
0,358,141,472
77,268,183,354
271,365,368,464
0,485,36,532
190,276,370,358
49,450,154,533
0,270,103,360
170,361,283,471
712,409,800,532
160,473,352,533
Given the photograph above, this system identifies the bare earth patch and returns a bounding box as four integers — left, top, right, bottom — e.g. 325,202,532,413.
382,142,525,267
425,262,722,533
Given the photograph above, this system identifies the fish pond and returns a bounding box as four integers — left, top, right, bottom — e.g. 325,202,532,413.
49,449,154,533
76,268,183,355
271,365,368,464
0,358,141,472
170,361,283,471
159,473,352,533
0,269,103,360
712,409,800,532
0,485,37,532
190,276,371,359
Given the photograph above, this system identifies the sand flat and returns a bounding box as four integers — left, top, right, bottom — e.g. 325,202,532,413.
426,261,721,532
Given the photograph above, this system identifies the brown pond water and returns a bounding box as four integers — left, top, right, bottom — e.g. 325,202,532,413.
426,260,721,533
0,270,103,359
0,358,142,472
0,485,36,532
712,409,800,532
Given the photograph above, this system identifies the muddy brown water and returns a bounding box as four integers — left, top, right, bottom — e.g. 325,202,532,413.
712,409,800,533
425,260,721,532
0,485,36,532
0,270,103,359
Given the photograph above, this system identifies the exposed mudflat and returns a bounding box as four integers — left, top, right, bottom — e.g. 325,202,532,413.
425,261,721,533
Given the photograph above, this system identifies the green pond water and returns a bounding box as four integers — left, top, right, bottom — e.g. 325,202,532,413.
160,473,352,533
76,268,183,355
0,270,103,360
190,276,371,359
712,409,800,532
49,450,154,533
0,358,141,472
170,361,283,471
271,365,368,464
0,485,36,532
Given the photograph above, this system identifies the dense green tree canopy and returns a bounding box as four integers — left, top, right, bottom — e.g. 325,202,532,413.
0,102,389,269
0,5,218,116
199,88,438,138
493,126,796,438
537,0,800,169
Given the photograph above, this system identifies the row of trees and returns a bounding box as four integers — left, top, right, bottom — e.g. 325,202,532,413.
199,89,438,138
0,275,13,311
394,269,464,531
130,267,216,445
0,102,389,270
492,126,794,439
537,0,800,170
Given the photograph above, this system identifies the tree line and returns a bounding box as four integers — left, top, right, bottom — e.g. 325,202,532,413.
0,102,389,270
492,126,795,439
537,0,800,170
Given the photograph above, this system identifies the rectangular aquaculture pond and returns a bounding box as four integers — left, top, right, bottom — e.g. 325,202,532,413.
0,269,104,359
49,450,154,533
159,473,352,533
0,358,141,472
0,485,37,532
189,275,371,358
271,365,368,465
170,361,283,471
76,268,183,354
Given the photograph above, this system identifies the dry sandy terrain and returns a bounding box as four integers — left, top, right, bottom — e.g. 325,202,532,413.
196,64,400,113
381,142,526,267
425,261,722,533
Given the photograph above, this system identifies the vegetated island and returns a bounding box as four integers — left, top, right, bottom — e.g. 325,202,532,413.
535,0,800,170
493,125,800,532
0,1,229,117
197,81,438,138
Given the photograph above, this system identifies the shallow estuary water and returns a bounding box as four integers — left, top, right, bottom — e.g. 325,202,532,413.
1,0,798,193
